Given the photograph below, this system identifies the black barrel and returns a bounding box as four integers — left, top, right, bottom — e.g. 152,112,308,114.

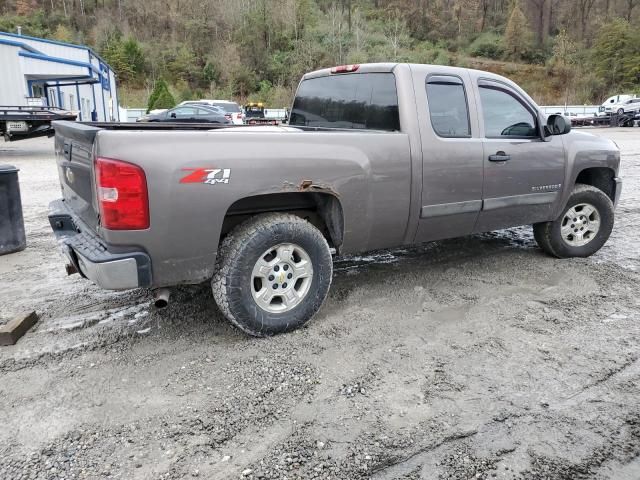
0,164,26,255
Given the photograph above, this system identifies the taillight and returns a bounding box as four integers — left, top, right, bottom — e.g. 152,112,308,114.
331,64,359,74
95,157,149,230
236,113,242,119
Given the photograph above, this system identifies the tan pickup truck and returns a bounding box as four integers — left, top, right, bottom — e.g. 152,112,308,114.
49,63,621,336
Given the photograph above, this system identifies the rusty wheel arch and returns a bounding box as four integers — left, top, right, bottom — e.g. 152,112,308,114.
220,191,345,253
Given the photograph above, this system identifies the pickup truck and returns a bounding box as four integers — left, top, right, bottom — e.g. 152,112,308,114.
49,63,622,336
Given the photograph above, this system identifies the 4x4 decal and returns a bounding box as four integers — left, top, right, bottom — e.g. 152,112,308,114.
180,168,231,185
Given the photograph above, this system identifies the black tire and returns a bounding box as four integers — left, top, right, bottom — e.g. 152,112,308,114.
533,184,614,258
212,213,333,336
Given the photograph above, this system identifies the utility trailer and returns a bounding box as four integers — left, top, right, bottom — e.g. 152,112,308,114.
0,106,77,142
570,112,638,128
243,103,288,125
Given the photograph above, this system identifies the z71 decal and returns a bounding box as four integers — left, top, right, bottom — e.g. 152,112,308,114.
180,168,231,185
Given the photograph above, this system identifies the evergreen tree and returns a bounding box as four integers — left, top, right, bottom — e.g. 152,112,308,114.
123,38,145,80
147,79,175,112
53,24,73,42
153,89,176,110
592,19,640,91
100,33,136,84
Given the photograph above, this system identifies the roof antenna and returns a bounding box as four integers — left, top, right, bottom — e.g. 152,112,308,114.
17,26,22,35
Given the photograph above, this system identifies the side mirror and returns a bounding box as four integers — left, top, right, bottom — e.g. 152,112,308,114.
545,114,571,136
170,112,177,119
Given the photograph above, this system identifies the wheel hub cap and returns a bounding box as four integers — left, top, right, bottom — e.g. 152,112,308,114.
561,203,601,247
251,243,313,313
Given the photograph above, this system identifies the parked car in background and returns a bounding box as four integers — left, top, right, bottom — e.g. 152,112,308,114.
179,100,244,125
136,104,231,124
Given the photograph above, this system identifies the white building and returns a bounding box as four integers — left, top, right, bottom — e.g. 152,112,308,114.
0,31,119,121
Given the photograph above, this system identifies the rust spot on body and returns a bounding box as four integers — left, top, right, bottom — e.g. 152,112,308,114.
298,179,339,196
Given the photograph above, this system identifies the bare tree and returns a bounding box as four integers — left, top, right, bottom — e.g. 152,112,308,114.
529,0,547,45
625,0,638,21
577,0,596,41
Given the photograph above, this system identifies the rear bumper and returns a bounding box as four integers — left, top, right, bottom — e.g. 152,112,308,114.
48,199,152,290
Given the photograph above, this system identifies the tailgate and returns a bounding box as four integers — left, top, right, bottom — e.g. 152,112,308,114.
53,121,101,231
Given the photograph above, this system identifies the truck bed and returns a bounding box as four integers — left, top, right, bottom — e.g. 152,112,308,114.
50,119,413,288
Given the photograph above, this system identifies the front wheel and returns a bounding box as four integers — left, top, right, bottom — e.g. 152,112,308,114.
212,213,333,336
533,184,614,258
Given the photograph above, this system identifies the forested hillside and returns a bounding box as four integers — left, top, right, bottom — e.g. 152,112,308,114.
1,0,639,108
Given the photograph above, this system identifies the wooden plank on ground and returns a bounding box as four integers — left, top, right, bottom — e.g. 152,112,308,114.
0,311,38,346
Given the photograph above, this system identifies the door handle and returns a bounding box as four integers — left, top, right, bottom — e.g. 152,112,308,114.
488,151,510,162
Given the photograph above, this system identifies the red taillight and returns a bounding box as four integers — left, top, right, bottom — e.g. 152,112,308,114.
331,64,359,74
95,157,149,230
236,113,242,119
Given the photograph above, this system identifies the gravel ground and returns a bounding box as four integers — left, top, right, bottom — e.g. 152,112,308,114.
0,128,639,480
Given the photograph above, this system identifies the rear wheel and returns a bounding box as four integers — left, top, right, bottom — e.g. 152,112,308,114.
212,213,333,336
533,184,614,258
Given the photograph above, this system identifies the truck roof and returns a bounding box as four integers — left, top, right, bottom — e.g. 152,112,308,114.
304,62,515,83
302,62,537,108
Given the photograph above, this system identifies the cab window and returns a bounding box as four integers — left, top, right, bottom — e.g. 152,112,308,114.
290,73,400,131
478,84,538,138
426,75,471,137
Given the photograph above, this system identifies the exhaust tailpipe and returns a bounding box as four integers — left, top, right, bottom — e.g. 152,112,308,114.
153,288,171,309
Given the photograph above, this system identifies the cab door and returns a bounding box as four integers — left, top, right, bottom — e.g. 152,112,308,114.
473,79,565,233
413,71,484,243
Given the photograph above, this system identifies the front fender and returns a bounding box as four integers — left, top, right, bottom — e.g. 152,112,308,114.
555,131,620,217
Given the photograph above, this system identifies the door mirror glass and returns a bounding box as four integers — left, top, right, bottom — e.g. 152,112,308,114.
545,114,571,135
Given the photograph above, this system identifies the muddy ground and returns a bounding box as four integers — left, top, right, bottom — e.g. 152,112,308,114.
0,128,639,480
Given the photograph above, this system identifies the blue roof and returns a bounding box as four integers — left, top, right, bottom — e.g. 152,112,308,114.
0,30,113,75
0,30,89,50
0,37,43,54
18,50,98,76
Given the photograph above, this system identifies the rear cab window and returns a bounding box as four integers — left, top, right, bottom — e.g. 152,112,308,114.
289,73,400,131
426,75,471,137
